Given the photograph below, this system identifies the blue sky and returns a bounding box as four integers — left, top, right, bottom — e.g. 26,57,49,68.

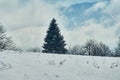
0,0,120,49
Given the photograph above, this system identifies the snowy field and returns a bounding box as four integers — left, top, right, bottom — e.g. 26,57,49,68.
0,51,120,80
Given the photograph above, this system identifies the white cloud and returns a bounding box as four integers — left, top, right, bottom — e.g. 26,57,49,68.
84,1,106,15
62,19,117,49
105,0,120,22
0,0,63,30
9,26,47,49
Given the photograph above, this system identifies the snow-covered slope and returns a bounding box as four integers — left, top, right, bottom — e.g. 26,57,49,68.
0,51,120,80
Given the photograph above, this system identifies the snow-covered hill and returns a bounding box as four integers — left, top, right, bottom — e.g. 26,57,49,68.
0,51,120,80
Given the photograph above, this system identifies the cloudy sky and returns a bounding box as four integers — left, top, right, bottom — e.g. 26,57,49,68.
0,0,120,49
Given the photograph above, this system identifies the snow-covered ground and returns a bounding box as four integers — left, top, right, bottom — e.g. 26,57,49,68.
0,51,120,80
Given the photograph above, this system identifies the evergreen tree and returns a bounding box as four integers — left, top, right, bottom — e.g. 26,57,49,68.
42,18,67,54
0,25,15,51
115,37,120,57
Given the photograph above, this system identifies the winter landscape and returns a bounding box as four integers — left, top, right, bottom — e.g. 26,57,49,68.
0,0,120,80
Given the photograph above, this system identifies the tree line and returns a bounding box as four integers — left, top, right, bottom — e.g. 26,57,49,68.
0,18,120,57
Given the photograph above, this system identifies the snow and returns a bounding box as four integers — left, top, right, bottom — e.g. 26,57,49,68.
0,51,120,80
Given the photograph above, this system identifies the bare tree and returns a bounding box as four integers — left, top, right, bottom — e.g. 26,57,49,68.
0,25,15,51
84,39,97,55
84,39,111,56
98,42,111,56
